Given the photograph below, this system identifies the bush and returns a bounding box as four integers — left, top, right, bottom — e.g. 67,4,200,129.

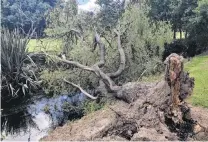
162,38,207,60
162,39,188,60
1,28,40,103
82,100,105,115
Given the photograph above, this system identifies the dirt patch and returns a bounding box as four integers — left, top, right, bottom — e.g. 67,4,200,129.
41,108,117,141
189,105,208,140
189,105,208,128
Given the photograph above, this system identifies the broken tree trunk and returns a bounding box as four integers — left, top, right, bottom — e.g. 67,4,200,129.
41,53,207,141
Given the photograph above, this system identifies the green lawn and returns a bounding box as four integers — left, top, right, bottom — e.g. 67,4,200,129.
185,55,208,108
176,32,185,39
27,38,62,52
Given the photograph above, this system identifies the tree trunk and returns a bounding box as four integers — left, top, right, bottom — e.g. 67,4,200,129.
173,29,176,39
185,31,188,39
180,29,182,39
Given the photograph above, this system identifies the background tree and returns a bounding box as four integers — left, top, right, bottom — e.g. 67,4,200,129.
45,0,83,53
96,0,126,29
1,0,56,36
148,0,198,39
187,0,208,54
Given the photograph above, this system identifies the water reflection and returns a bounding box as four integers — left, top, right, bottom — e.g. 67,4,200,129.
1,111,37,136
1,93,86,141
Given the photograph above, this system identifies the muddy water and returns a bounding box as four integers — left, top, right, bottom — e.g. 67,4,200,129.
1,93,86,141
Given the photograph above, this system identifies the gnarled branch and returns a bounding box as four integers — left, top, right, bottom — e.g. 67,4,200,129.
45,28,126,99
107,28,126,78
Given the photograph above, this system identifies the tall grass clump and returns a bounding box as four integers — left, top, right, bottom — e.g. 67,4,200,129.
1,28,39,102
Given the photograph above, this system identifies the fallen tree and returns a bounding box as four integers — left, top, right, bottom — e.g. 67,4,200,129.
41,27,207,140
41,51,208,140
43,27,127,100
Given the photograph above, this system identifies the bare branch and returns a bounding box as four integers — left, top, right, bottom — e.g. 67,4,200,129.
44,52,95,73
61,58,95,72
64,78,97,99
107,27,126,78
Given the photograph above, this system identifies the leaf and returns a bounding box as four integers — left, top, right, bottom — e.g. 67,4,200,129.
22,85,26,96
9,84,14,97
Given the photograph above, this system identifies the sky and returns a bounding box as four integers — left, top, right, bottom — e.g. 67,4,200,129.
77,0,89,5
77,0,99,12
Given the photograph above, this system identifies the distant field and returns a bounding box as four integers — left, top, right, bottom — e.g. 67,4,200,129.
176,32,185,39
185,55,208,108
27,38,62,52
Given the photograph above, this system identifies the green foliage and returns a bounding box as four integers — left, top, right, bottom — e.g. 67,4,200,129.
96,0,125,28
188,0,208,52
83,100,105,115
148,0,198,39
45,0,81,53
1,28,39,101
27,38,62,53
39,4,173,94
39,69,69,95
116,5,173,82
39,67,98,96
148,0,172,21
1,0,53,35
185,55,208,108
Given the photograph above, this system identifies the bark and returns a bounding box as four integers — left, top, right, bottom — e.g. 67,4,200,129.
180,29,182,39
173,29,176,39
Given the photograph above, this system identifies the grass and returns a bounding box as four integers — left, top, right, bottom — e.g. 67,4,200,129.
185,55,208,108
27,38,62,52
176,32,185,39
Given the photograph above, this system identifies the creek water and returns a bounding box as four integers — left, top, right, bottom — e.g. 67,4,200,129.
1,93,86,141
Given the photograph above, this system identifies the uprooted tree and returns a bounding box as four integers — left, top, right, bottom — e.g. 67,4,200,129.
40,23,208,140
42,35,208,140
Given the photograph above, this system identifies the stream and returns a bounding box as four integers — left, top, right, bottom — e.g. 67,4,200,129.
1,93,86,141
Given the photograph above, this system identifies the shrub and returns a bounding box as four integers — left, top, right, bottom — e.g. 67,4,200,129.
162,39,188,60
1,28,40,103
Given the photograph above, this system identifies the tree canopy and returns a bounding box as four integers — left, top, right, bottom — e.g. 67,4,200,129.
1,0,57,36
